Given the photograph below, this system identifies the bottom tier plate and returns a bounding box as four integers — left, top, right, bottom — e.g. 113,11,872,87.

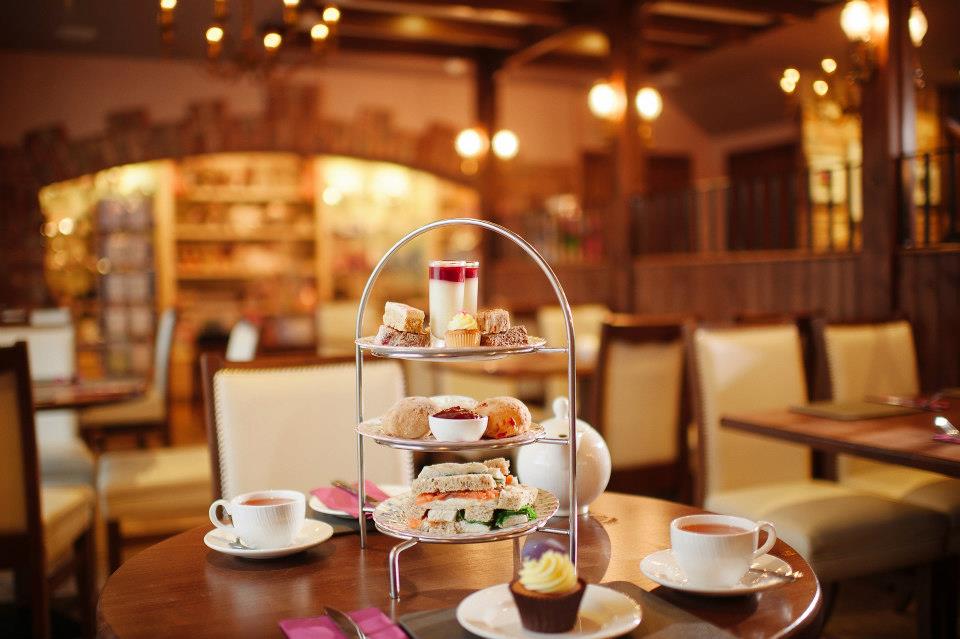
373,489,560,543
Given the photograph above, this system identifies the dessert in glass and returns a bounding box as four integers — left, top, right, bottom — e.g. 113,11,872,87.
429,260,465,341
463,260,479,314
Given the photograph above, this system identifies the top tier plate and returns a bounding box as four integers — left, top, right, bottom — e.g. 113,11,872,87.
356,335,548,362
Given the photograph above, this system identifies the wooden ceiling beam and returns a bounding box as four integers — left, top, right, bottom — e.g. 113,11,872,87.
334,0,570,28
642,14,763,40
334,34,478,58
502,24,598,71
337,8,529,48
657,0,821,19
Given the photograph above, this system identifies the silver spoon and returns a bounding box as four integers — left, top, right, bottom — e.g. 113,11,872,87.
934,416,960,437
229,537,254,551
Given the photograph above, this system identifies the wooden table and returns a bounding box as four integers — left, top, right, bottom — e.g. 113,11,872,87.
97,493,822,639
32,379,146,411
721,408,960,478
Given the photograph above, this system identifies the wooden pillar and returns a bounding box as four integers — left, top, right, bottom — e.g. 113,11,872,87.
858,0,915,317
474,52,502,303
607,0,645,312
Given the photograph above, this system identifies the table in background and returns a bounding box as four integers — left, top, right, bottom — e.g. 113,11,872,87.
721,408,960,478
32,379,146,411
96,492,822,639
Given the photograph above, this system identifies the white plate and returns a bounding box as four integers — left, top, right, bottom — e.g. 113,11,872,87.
456,583,642,639
309,483,408,518
373,489,559,543
357,418,545,451
356,335,548,362
203,520,334,559
640,549,797,596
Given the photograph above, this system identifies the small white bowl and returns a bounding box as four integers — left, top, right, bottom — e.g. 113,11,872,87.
429,413,487,442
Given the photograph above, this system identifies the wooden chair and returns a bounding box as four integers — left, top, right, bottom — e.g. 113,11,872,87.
686,322,950,632
201,354,411,499
537,304,610,405
0,342,96,639
590,315,692,501
81,308,176,450
814,317,960,556
225,319,259,362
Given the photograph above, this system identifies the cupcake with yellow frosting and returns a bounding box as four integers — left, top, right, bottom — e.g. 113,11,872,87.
509,550,585,633
444,312,481,347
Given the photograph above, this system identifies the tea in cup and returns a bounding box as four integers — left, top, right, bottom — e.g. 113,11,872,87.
670,514,777,588
209,489,305,549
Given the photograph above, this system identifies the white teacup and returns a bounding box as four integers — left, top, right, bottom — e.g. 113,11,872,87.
670,514,777,588
209,489,305,549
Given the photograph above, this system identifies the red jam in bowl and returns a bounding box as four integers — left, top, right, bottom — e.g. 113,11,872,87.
432,406,481,420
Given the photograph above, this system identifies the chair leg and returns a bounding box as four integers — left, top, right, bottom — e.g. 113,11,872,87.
73,527,96,639
107,520,124,574
14,556,50,639
916,559,956,639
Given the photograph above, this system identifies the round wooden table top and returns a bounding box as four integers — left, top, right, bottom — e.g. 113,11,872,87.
97,493,821,639
32,378,146,411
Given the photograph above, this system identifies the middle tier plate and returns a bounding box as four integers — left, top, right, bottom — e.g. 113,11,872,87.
357,418,545,451
373,489,560,543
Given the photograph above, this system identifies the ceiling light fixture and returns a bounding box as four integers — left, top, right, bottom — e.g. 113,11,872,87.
491,130,519,160
587,81,625,121
908,1,927,47
635,87,663,122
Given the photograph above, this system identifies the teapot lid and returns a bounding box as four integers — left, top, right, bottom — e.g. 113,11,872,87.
541,396,591,436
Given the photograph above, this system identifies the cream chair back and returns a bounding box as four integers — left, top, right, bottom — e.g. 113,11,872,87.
690,324,811,500
0,324,75,382
0,343,41,540
316,301,381,356
0,323,78,441
822,320,919,401
29,308,72,327
225,320,259,362
821,319,919,477
152,309,176,398
598,329,684,468
207,357,411,499
537,304,609,353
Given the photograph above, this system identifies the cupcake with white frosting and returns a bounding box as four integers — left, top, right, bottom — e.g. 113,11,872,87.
444,312,481,347
509,550,585,633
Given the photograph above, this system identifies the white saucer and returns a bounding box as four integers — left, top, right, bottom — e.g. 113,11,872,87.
640,549,797,596
456,584,641,639
203,520,334,559
309,484,407,518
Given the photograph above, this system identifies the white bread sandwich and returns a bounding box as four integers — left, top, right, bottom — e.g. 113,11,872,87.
406,458,539,534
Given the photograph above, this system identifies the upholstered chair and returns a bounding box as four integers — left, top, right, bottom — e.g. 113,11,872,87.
0,321,95,486
0,342,96,638
81,308,176,449
592,317,690,500
316,300,381,357
818,319,960,553
537,304,610,405
203,355,411,499
688,323,947,586
225,319,259,362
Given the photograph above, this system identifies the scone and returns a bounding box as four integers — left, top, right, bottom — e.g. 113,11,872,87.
474,397,532,439
380,397,436,439
477,308,510,334
383,301,425,333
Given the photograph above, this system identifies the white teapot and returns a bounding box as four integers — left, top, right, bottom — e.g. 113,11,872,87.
516,397,612,515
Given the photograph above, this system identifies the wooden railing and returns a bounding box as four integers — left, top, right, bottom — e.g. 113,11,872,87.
898,147,960,247
631,163,864,255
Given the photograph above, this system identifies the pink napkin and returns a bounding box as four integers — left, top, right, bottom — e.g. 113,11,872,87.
310,481,390,519
934,434,960,445
279,607,407,639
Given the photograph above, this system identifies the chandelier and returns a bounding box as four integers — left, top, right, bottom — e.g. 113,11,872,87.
157,0,341,77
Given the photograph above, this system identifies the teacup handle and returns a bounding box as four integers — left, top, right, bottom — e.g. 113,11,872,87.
752,521,777,559
209,499,233,530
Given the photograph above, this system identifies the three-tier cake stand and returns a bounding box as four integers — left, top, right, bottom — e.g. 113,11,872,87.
353,218,578,599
